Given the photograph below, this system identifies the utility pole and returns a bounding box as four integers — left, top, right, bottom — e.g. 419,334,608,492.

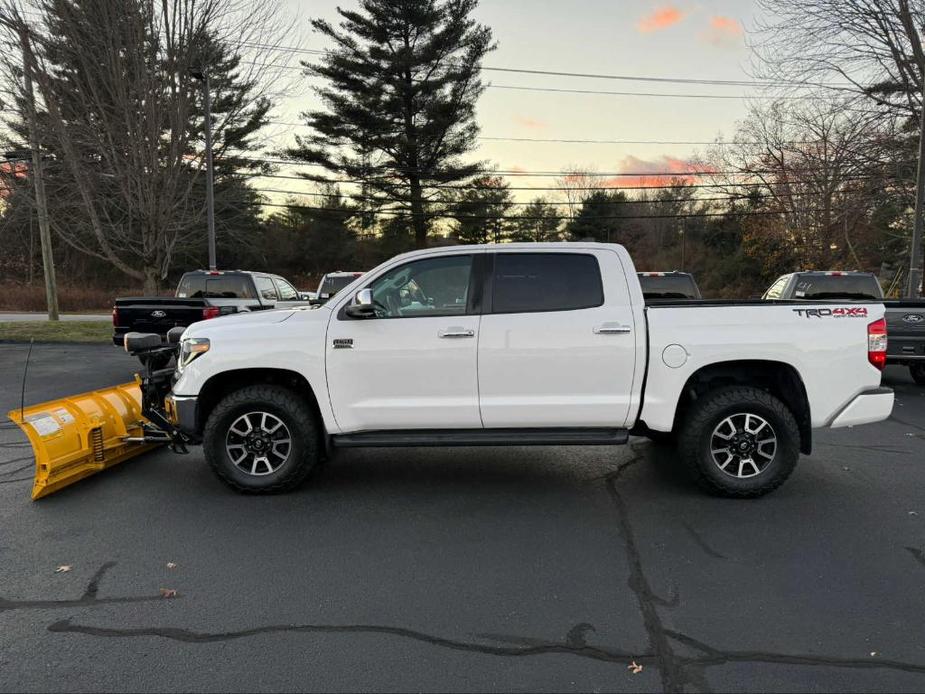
909,78,925,297
19,28,58,320
191,70,217,270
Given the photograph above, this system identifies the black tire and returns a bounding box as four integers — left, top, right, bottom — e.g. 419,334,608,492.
203,384,320,494
645,430,676,447
911,364,925,387
678,386,800,498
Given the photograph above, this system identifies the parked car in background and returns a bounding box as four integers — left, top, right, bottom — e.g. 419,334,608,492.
637,271,702,300
310,271,365,305
113,270,312,346
762,270,925,385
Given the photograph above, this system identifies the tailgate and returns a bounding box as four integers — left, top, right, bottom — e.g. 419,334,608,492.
885,302,925,357
114,298,209,335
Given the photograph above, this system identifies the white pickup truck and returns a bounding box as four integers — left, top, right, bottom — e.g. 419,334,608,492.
159,243,894,498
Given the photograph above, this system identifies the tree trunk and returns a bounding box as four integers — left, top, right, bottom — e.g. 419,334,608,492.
143,264,159,294
409,177,427,248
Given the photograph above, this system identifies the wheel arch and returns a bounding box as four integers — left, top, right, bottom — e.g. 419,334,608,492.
671,360,812,454
196,368,324,436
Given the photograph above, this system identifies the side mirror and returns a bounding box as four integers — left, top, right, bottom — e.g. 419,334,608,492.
345,288,377,319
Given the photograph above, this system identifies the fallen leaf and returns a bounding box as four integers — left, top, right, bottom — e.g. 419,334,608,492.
160,588,177,599
870,651,878,657
166,562,177,569
54,565,71,573
627,661,644,674
910,511,919,517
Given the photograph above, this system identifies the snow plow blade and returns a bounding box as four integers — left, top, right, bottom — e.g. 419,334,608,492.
7,382,163,500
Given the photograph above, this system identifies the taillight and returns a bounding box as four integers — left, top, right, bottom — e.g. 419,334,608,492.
202,306,221,320
867,318,887,370
112,306,119,326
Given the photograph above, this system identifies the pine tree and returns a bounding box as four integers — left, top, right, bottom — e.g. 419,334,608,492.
289,0,495,249
449,175,511,244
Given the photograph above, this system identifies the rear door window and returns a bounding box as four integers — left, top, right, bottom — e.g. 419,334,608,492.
254,276,279,302
490,253,604,314
273,277,299,301
764,276,789,300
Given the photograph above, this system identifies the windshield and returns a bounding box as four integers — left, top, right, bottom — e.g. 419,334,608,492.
793,274,883,301
638,274,701,300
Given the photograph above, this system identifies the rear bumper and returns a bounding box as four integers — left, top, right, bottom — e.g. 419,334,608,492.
887,335,925,362
165,394,199,439
829,387,894,428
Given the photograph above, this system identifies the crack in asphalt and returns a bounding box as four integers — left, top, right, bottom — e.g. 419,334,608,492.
0,463,33,478
681,522,728,561
604,450,697,693
667,629,925,675
47,618,658,666
0,562,164,612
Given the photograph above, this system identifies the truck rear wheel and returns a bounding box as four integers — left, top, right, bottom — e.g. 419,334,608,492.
203,385,320,494
678,386,799,498
911,364,925,386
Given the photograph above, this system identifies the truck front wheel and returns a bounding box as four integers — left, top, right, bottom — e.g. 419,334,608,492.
203,385,321,494
678,386,800,498
910,364,925,386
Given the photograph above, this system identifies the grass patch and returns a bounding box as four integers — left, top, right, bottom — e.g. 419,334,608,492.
0,321,112,344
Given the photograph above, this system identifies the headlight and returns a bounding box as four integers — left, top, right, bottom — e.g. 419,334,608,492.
177,337,210,371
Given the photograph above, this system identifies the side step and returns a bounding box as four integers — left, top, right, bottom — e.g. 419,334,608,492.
331,428,629,448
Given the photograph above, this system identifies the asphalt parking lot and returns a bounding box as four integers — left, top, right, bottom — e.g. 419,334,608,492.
1,343,924,693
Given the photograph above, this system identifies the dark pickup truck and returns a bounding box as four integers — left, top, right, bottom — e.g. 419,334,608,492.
763,270,925,385
113,270,311,346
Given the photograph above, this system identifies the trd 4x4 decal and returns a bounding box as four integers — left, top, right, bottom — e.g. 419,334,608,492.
793,307,869,319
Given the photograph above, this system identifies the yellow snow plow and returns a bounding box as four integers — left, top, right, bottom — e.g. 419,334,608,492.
7,331,189,500
8,382,163,500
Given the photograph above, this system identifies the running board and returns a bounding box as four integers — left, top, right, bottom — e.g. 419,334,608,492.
331,428,629,448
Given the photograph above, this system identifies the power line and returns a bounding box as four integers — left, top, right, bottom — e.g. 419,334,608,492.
239,170,898,192
251,186,836,207
241,60,815,100
240,41,841,90
235,199,858,221
227,154,904,178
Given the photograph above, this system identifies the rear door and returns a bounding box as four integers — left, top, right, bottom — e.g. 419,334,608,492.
477,249,638,429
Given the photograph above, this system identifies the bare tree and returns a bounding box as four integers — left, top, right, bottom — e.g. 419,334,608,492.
0,0,295,291
706,98,897,270
555,166,605,220
753,0,925,114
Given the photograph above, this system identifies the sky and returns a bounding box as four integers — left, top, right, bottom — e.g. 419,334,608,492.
263,0,768,200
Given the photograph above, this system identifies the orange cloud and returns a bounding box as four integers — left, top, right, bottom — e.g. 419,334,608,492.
512,115,547,130
701,15,743,47
637,6,685,33
599,155,715,189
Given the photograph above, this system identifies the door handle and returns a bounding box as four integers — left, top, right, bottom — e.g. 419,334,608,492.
594,323,632,335
438,328,475,338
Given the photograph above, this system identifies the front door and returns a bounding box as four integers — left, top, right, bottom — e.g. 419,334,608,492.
477,250,638,429
326,253,482,433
